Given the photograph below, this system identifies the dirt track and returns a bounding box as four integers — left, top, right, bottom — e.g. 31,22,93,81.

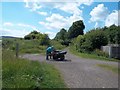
21,49,118,88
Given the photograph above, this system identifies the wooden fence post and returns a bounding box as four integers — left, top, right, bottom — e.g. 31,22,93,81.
16,43,19,58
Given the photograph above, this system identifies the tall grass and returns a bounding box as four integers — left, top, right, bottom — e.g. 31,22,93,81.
2,50,66,88
2,38,47,54
2,38,66,54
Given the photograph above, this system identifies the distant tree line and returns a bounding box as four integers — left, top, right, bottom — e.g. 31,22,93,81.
54,19,120,54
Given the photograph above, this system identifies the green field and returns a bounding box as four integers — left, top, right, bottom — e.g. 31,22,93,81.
2,49,66,88
2,38,66,54
2,38,66,88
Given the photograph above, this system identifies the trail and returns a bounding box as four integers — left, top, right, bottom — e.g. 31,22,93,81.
21,48,118,88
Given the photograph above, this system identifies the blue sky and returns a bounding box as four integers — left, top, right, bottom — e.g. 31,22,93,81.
1,1,119,39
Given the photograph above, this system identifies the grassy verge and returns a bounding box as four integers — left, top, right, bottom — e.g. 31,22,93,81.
2,50,66,88
2,38,66,55
97,64,120,74
69,45,119,62
2,38,47,54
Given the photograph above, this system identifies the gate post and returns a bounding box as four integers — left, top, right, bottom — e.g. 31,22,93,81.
16,43,19,58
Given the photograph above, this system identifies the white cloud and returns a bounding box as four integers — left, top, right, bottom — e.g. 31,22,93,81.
3,22,14,26
94,22,98,28
31,2,42,11
90,4,109,22
39,13,83,30
2,28,30,38
46,14,67,23
24,1,42,11
54,2,82,16
24,0,29,8
82,0,93,6
2,22,39,38
105,10,118,27
37,11,48,16
17,23,37,30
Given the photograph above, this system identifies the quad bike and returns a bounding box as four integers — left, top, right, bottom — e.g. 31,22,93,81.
52,50,67,60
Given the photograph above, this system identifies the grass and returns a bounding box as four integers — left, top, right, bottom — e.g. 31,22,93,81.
69,45,119,62
2,38,66,54
50,40,66,50
97,64,120,74
2,50,66,88
2,38,47,54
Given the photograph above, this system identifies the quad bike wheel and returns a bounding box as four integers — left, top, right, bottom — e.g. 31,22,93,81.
60,55,65,60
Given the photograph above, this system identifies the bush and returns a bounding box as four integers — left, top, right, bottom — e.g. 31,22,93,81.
75,29,108,53
50,40,66,50
93,49,109,58
85,29,108,50
60,40,70,46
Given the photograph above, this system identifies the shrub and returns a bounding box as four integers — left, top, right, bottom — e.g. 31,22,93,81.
93,49,109,58
85,29,108,50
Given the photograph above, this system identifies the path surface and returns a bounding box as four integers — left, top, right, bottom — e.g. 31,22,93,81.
21,49,118,88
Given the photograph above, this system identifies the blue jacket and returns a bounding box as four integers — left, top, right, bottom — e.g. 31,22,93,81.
46,47,54,53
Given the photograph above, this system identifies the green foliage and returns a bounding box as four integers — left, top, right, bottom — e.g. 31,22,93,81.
70,24,120,60
24,30,50,45
93,49,109,58
69,45,119,62
75,35,86,52
55,28,67,41
24,31,42,40
2,38,47,54
85,29,108,50
68,20,85,39
75,29,108,53
39,34,50,45
105,25,120,44
54,28,70,46
2,50,66,88
50,40,66,50
60,39,71,46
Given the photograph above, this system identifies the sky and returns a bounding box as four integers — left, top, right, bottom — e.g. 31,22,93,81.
1,0,120,39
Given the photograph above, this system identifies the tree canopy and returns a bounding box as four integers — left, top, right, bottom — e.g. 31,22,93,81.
54,28,67,41
67,20,85,39
24,30,50,45
104,24,120,44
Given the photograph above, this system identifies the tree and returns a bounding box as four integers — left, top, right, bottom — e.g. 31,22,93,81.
54,28,70,46
85,29,108,50
24,30,43,40
40,34,50,45
75,35,85,52
24,30,50,45
105,24,120,44
75,29,108,53
54,28,67,41
68,20,85,39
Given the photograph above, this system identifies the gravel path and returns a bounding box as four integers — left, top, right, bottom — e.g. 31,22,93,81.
21,49,118,88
